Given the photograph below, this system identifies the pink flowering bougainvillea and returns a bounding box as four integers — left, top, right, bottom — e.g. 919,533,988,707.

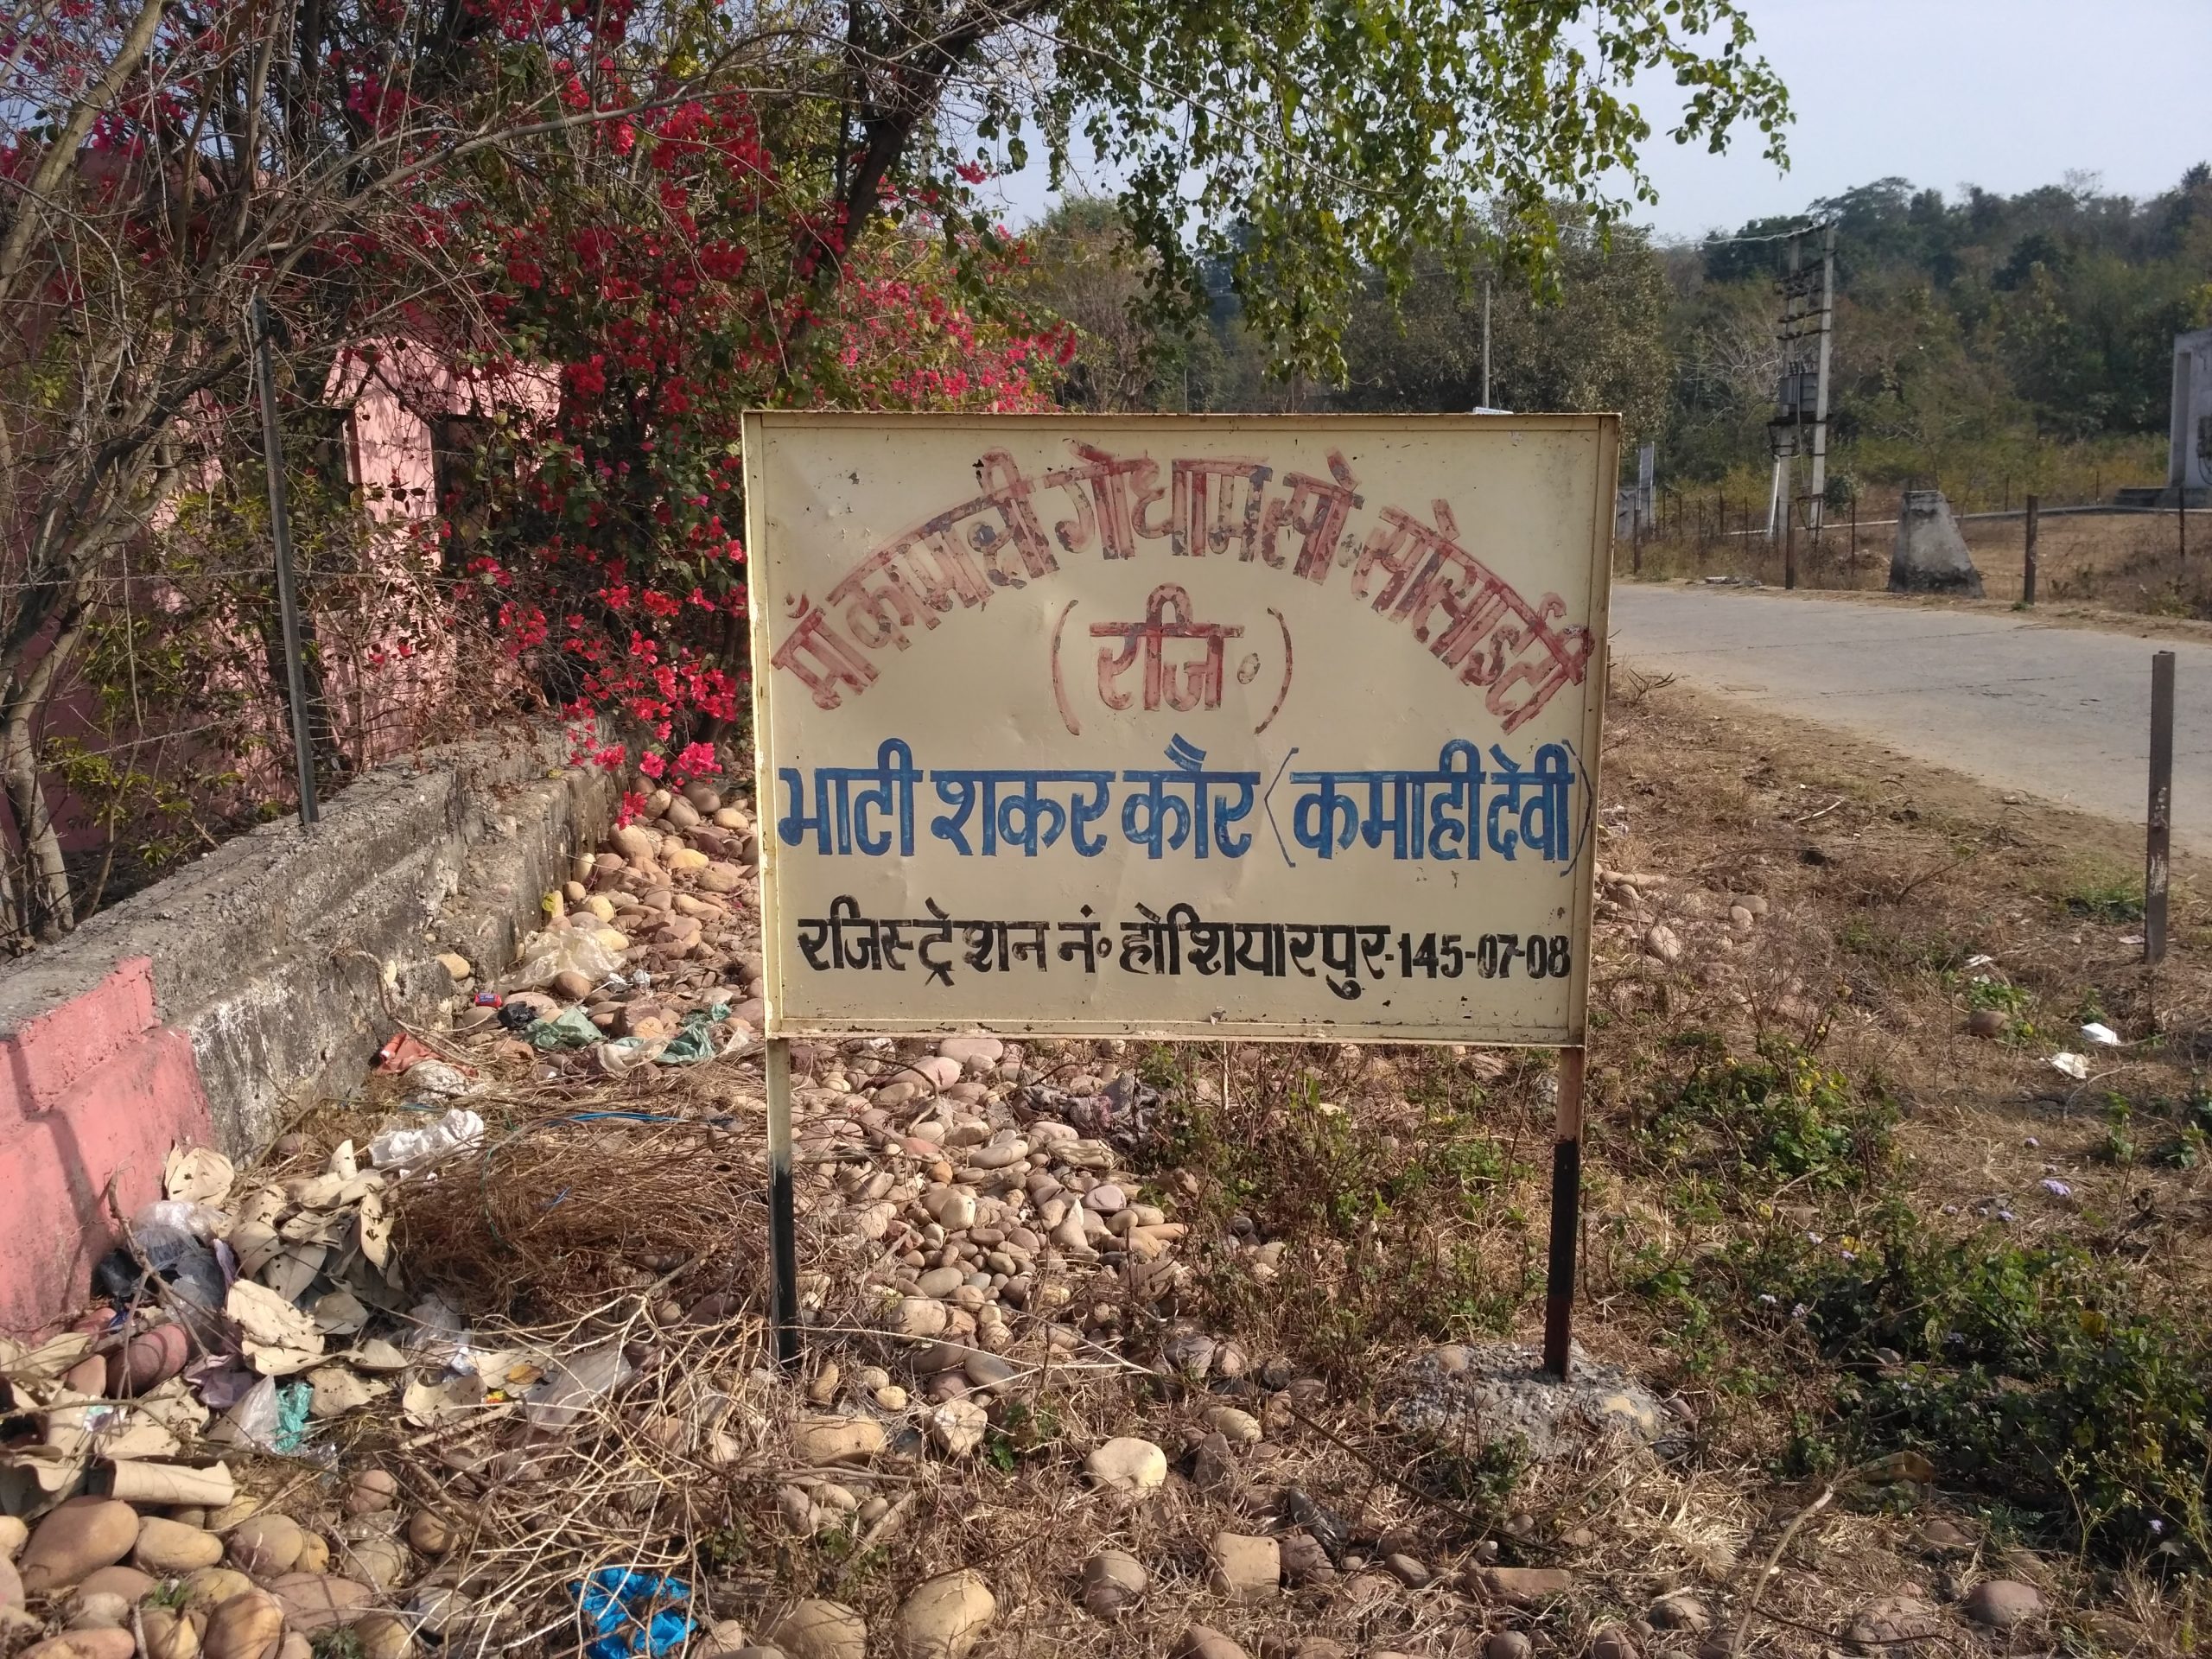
439,84,1070,795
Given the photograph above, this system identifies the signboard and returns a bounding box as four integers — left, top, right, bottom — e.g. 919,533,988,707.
743,413,1613,1044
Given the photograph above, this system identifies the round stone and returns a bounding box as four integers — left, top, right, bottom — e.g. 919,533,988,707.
1079,1550,1147,1619
1084,1437,1167,1494
1963,1580,2044,1630
889,1569,995,1659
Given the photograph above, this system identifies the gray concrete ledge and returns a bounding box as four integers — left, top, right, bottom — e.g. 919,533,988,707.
0,725,618,1152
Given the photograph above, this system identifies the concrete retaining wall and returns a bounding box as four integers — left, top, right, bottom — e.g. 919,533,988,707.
0,727,619,1334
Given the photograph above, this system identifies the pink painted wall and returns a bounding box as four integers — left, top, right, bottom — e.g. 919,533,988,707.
0,957,213,1336
26,340,556,857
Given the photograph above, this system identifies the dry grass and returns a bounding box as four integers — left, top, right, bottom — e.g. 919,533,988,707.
390,1119,770,1320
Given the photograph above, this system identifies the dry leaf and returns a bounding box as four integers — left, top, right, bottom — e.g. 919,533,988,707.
288,1174,348,1210
401,1372,485,1427
350,1339,408,1373
98,1421,181,1461
308,1365,386,1418
130,1381,212,1435
233,1187,288,1230
226,1280,325,1376
313,1290,369,1336
357,1192,392,1270
279,1208,347,1246
0,1331,95,1386
164,1146,235,1206
227,1222,282,1278
262,1242,327,1304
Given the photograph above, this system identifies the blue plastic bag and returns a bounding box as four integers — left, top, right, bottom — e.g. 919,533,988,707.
569,1567,691,1659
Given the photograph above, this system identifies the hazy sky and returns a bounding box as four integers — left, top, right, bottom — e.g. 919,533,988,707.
983,0,2212,241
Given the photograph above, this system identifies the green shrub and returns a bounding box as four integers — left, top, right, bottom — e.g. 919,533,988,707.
2064,874,2146,923
1754,1205,2211,1564
1640,1034,1895,1194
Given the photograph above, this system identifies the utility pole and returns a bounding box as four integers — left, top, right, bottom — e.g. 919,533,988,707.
1768,220,1836,555
1783,487,1797,590
1808,221,1836,531
1481,276,1492,409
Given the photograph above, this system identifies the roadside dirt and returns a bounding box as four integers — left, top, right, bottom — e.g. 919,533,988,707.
5,677,2202,1659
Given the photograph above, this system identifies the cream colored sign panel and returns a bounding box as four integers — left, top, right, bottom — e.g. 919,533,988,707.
744,414,1612,1043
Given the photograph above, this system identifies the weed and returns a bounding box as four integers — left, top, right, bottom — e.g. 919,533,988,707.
1135,1042,1185,1093
1966,977,2029,1014
2071,986,2111,1027
984,1399,1063,1470
1156,1066,1530,1382
311,1633,365,1659
2160,1125,2208,1170
696,1521,750,1572
1694,1200,2212,1565
2064,874,2146,923
1640,1033,1895,1195
1836,917,1967,976
2098,1095,2136,1166
1406,1434,1528,1512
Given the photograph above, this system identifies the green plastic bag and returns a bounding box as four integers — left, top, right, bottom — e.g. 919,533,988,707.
528,1007,601,1051
654,1008,721,1065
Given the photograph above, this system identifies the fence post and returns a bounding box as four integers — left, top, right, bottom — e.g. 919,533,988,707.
248,291,319,830
2146,652,2175,966
2023,493,2039,606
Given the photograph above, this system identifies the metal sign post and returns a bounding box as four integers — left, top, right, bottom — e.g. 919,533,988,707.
1541,1046,1587,1375
2147,651,2175,965
745,413,1612,1381
766,1035,800,1365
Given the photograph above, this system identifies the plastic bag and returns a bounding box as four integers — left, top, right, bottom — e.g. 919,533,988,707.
368,1107,485,1169
224,1376,308,1452
528,1008,602,1051
135,1198,229,1240
404,1294,475,1373
405,1059,475,1097
524,1341,633,1430
654,1009,721,1065
569,1567,691,1659
510,925,623,990
96,1212,227,1313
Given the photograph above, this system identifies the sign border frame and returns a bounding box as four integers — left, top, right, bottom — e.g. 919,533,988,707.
742,410,1616,1049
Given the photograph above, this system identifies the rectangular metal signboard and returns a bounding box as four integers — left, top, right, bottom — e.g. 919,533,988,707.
744,413,1614,1044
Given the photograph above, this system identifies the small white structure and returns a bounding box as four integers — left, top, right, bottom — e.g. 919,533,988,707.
1890,490,1983,597
2170,327,2212,502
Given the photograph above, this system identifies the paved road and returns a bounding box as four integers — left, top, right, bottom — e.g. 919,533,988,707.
1609,585,2212,855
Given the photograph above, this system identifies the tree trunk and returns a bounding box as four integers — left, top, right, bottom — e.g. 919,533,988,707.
2,721,73,939
0,601,90,937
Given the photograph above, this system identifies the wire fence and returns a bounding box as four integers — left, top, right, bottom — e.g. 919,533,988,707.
1618,483,2212,614
8,532,536,931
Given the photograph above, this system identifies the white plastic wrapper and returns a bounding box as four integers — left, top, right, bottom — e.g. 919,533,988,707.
368,1107,485,1170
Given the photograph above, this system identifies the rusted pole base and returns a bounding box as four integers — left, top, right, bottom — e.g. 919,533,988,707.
766,1036,800,1369
1541,1046,1588,1380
